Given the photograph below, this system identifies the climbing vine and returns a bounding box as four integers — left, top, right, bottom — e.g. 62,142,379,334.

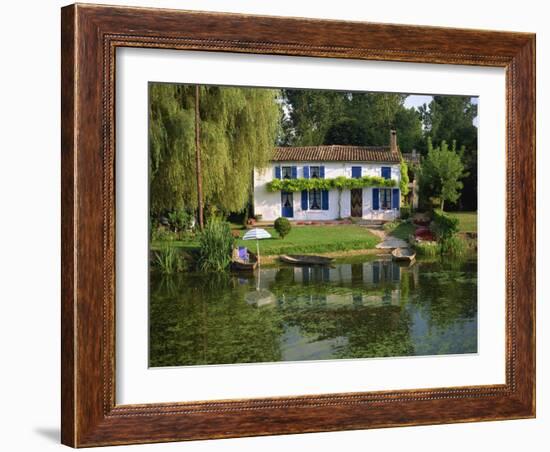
266,176,396,193
400,160,410,196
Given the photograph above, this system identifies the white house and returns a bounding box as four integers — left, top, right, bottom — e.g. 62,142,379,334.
254,130,402,222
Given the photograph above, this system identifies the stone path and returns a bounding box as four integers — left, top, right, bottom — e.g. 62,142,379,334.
364,225,409,250
375,236,409,249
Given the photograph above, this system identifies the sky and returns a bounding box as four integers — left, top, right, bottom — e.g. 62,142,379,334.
404,94,479,127
404,94,479,110
404,95,433,110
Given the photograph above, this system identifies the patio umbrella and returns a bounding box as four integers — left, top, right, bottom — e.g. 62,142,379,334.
242,228,271,266
242,228,272,293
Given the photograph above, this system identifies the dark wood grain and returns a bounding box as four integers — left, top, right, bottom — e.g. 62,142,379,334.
60,5,76,447
61,3,536,447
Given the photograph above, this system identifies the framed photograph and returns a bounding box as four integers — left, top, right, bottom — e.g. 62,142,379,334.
61,3,535,447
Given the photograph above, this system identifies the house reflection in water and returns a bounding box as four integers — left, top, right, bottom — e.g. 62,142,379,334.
259,259,413,308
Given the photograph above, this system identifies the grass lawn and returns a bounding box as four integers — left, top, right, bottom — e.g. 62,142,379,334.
153,225,380,256
237,225,380,255
448,212,478,232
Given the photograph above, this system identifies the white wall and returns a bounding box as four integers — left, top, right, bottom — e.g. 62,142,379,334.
1,1,547,452
254,162,400,220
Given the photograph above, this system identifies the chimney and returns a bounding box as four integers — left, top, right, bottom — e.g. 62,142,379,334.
390,129,397,152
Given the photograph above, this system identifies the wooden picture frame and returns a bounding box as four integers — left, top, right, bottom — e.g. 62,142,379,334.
61,3,535,447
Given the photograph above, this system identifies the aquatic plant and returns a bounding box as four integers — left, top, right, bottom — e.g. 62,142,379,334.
439,235,467,257
414,241,440,257
153,245,187,274
197,218,235,272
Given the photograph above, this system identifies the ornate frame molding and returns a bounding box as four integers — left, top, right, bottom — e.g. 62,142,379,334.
62,4,535,447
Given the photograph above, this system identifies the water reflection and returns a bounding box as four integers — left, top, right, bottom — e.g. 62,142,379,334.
149,257,477,367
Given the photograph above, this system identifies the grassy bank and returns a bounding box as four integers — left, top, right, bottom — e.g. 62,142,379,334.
237,225,379,255
152,225,380,256
386,212,477,241
449,212,477,232
387,222,415,241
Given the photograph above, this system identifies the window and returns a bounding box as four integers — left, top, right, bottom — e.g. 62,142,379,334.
380,188,392,210
282,192,292,208
310,166,321,178
381,166,391,180
309,189,322,210
281,166,292,179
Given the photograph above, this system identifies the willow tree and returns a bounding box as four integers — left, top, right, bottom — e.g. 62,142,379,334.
149,84,281,217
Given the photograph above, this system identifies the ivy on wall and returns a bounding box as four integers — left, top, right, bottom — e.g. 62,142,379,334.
400,160,410,196
266,176,397,193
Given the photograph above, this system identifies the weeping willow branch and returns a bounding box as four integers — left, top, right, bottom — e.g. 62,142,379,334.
266,176,397,192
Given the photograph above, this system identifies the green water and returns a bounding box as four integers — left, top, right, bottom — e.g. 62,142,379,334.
149,257,477,367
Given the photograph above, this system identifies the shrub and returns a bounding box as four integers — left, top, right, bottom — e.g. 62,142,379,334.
414,241,440,257
167,209,194,232
153,245,187,274
274,217,292,239
197,218,235,272
151,226,177,242
439,235,466,256
431,209,459,241
400,205,411,220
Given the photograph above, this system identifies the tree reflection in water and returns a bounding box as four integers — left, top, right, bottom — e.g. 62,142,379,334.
149,257,477,367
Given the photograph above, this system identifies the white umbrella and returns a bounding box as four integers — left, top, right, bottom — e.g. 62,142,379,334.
242,228,271,292
242,227,273,301
242,228,271,265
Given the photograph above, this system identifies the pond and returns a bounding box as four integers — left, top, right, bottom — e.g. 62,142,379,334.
149,256,477,367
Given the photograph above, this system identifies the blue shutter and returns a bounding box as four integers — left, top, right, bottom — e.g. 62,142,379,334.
303,166,310,179
291,166,297,179
392,188,400,210
352,166,362,178
322,190,329,210
274,166,281,179
381,167,391,180
301,190,308,210
320,166,325,178
372,188,380,210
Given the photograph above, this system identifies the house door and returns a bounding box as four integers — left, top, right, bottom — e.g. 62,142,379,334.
350,189,362,217
281,191,294,218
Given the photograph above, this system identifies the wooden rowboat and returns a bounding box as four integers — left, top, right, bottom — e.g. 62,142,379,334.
230,252,258,272
279,254,334,266
391,248,416,263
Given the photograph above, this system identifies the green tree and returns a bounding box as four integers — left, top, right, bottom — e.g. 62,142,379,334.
418,138,467,211
282,89,347,145
324,119,368,145
419,96,478,210
420,96,477,151
393,107,423,152
348,93,407,145
280,90,423,154
149,84,281,216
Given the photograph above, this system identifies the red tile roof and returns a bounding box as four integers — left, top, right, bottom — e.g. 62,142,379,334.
272,145,402,163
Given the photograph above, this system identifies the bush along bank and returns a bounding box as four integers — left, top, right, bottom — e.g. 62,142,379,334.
413,209,470,257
